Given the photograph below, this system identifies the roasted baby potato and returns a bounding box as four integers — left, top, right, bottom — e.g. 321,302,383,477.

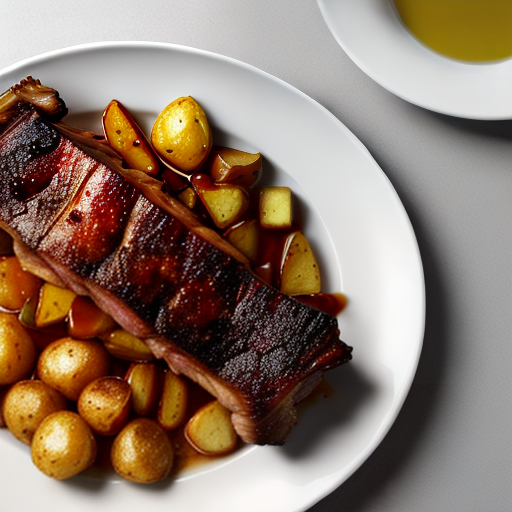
158,370,188,431
37,338,110,401
31,410,97,480
78,376,131,436
103,99,160,176
35,282,76,328
259,186,293,229
111,418,174,484
3,380,67,445
194,178,250,229
210,147,262,187
0,256,41,312
68,296,116,339
151,96,212,173
225,219,259,262
126,362,162,416
185,400,237,456
100,329,154,362
280,231,321,296
0,313,37,385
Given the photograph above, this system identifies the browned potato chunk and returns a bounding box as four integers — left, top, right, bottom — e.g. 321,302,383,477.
3,380,67,444
68,296,116,339
100,329,154,362
280,232,321,296
0,256,41,312
111,418,174,483
193,178,250,229
35,282,76,328
151,96,212,173
185,400,237,456
31,411,97,480
210,147,262,187
37,338,110,401
259,187,293,229
158,370,188,430
78,376,131,436
0,313,37,385
225,219,259,262
126,362,161,416
103,99,160,176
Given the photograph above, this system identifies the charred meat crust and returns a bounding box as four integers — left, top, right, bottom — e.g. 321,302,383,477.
0,83,352,445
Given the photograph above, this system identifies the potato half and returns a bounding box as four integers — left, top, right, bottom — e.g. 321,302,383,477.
185,400,237,456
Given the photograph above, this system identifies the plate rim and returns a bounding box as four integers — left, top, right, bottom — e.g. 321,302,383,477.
0,40,426,512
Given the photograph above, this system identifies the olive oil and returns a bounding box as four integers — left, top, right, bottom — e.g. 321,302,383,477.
393,0,512,62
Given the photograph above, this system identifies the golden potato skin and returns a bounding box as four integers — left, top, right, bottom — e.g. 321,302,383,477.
151,96,212,172
3,380,67,445
111,418,174,483
185,400,237,456
78,376,131,436
37,338,110,401
31,411,97,480
0,313,37,385
158,370,188,431
103,100,160,176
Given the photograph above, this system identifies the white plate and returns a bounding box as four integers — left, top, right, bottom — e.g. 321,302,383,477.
0,42,424,512
317,0,512,120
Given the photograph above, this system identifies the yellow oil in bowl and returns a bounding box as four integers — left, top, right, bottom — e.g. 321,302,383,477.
393,0,512,62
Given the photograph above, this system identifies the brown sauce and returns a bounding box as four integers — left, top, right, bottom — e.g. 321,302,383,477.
294,292,347,317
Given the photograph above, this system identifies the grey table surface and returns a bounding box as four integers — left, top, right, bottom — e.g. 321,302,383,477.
1,1,511,511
